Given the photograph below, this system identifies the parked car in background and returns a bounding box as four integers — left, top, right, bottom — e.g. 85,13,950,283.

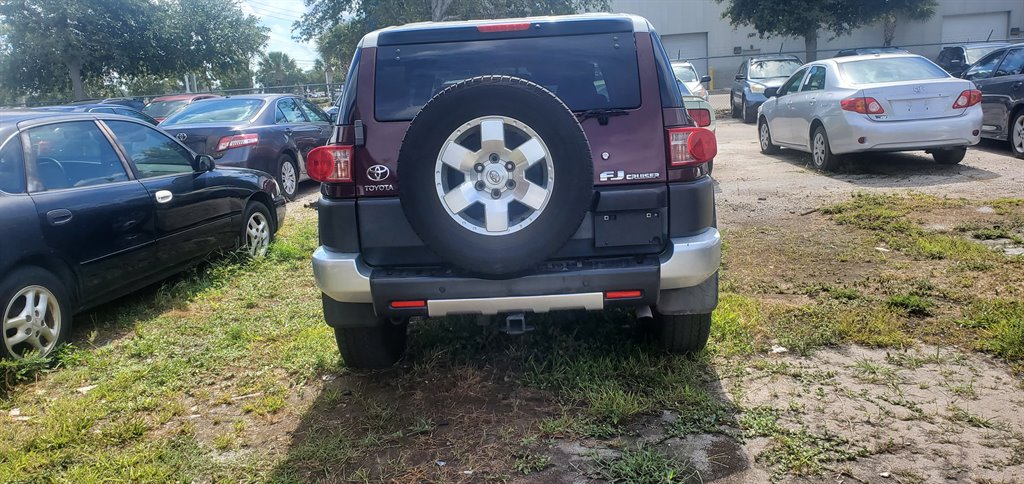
757,54,982,170
324,93,344,119
143,93,221,123
961,44,1024,159
35,104,159,125
834,46,908,57
69,97,147,111
160,94,333,199
678,82,717,173
671,60,710,100
936,42,1010,78
309,14,719,368
731,54,802,123
0,111,286,360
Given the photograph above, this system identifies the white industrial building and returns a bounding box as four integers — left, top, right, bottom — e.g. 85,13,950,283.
611,0,1024,89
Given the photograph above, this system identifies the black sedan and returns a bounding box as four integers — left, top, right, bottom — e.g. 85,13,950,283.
961,44,1024,158
160,94,333,200
0,111,286,360
35,103,159,125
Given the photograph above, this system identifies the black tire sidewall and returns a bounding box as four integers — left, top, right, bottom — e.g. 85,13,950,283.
0,267,72,359
812,127,837,171
1011,113,1024,158
241,201,274,253
398,77,593,277
278,155,298,200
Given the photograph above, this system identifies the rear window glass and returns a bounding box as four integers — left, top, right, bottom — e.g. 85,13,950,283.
839,57,949,84
374,34,641,121
748,59,802,79
143,100,188,118
162,99,264,125
672,64,698,82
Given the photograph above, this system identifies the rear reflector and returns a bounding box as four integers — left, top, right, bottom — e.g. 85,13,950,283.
841,96,885,115
952,89,982,109
215,133,259,151
306,145,353,183
667,127,717,167
686,108,711,127
390,300,426,309
605,290,642,300
477,22,531,32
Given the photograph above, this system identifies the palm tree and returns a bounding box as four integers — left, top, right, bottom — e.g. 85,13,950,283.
256,51,300,91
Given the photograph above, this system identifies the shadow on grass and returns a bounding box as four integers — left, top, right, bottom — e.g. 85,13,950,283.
0,251,252,397
268,310,742,482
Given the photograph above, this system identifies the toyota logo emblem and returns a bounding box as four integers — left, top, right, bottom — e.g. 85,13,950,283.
913,85,924,93
367,164,390,182
175,133,187,142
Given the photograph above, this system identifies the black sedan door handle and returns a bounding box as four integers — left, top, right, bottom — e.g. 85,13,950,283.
1012,81,1023,90
46,209,72,226
284,128,294,135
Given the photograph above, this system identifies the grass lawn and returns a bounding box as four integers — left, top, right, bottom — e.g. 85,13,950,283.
0,193,1021,482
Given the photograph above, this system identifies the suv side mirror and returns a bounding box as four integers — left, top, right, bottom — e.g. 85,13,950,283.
735,74,746,81
765,87,779,98
700,75,712,83
195,154,216,172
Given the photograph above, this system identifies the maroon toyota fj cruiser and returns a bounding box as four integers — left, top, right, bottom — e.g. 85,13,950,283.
307,14,720,368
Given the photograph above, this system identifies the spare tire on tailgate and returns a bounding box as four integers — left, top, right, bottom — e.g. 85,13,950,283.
398,76,593,277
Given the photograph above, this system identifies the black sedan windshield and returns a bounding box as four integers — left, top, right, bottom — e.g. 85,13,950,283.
162,99,264,125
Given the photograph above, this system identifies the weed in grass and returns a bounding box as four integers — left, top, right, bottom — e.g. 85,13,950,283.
591,445,697,483
768,304,841,355
513,451,552,475
758,427,865,477
886,294,933,316
946,404,1001,430
739,406,783,438
837,305,912,348
213,433,236,451
709,293,762,356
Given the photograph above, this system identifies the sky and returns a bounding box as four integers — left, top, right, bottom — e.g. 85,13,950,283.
240,0,321,70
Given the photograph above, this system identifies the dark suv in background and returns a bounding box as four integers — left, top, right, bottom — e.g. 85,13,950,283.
936,42,1010,78
307,14,720,368
730,54,802,123
962,44,1024,158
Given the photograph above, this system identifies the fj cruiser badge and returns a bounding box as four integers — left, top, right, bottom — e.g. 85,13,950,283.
600,170,659,182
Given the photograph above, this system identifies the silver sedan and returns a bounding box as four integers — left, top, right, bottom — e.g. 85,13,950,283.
756,54,983,170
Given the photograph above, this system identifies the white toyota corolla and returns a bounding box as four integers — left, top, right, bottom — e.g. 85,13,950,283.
757,54,983,170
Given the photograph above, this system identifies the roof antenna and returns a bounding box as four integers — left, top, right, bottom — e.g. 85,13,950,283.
779,42,783,53
986,29,993,41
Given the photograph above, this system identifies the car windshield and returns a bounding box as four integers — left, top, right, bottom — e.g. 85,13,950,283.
748,59,802,79
143,100,188,118
672,64,699,82
965,46,1001,64
374,33,641,121
839,57,949,84
161,99,264,125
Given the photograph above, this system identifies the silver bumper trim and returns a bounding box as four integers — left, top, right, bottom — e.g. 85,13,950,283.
312,247,372,303
660,228,721,290
312,227,721,304
427,292,604,317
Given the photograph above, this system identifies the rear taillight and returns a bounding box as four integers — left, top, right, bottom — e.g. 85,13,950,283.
841,96,885,114
477,22,531,32
952,89,982,108
667,127,717,167
686,108,711,127
215,133,259,151
306,145,353,183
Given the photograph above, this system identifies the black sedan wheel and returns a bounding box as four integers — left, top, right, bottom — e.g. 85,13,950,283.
1,267,71,360
1010,111,1024,160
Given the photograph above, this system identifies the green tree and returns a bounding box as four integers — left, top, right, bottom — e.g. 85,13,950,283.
716,0,882,62
256,52,306,90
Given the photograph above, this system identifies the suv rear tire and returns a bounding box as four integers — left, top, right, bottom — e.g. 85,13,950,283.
397,76,593,277
334,321,408,369
654,311,711,353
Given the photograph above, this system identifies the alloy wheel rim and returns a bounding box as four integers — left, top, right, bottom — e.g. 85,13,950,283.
1014,115,1024,154
813,133,826,166
281,161,297,195
434,116,554,236
3,285,60,358
246,212,271,257
760,123,770,150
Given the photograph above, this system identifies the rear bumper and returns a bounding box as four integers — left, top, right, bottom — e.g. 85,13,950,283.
828,108,982,155
312,227,720,317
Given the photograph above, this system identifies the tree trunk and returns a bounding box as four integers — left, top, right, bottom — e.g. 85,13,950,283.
883,14,897,46
67,58,86,100
431,0,454,21
804,31,818,62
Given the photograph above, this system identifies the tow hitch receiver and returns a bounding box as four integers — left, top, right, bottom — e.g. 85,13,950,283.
501,312,534,335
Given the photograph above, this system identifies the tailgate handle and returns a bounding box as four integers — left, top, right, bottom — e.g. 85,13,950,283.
45,209,72,226
155,190,173,204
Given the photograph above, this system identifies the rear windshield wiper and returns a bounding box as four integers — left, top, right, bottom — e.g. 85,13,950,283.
577,108,629,125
